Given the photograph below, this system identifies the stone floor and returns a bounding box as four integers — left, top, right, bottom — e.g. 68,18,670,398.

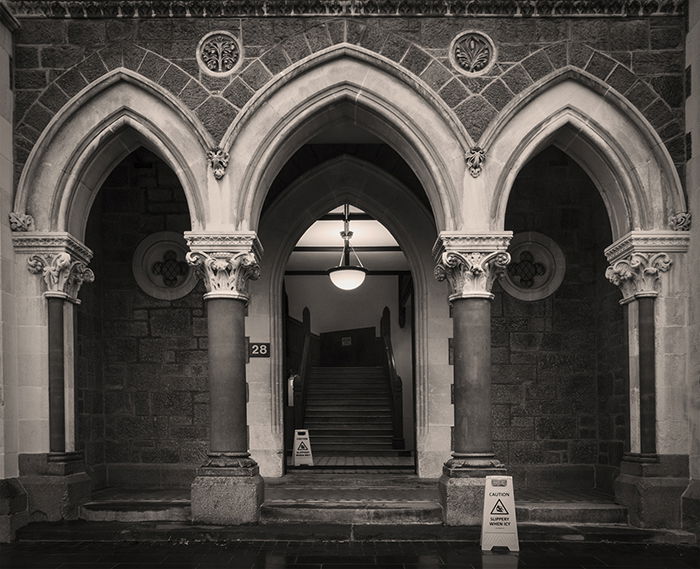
1,539,699,568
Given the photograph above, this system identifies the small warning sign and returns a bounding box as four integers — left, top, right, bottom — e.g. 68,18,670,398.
481,475,519,553
490,499,508,516
292,429,313,466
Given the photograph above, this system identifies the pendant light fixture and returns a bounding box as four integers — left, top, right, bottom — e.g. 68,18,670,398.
328,204,368,290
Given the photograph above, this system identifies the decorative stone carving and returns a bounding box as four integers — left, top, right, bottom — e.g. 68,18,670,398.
196,31,242,76
669,211,691,231
605,252,672,301
9,211,34,231
186,249,260,301
465,146,486,178
450,31,496,76
604,230,690,263
132,231,196,300
435,250,510,300
8,1,686,18
207,147,230,180
27,252,95,300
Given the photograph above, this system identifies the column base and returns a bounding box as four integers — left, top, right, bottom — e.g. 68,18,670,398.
681,479,700,535
614,454,689,529
439,456,506,526
0,478,29,543
191,456,264,524
18,453,92,522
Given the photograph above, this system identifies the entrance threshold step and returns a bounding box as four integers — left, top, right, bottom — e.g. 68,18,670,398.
80,500,191,522
516,501,627,524
260,500,443,525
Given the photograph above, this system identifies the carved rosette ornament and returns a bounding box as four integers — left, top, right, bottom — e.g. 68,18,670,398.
435,250,511,300
9,212,35,231
605,252,672,302
465,146,486,178
207,147,229,180
450,31,496,76
186,250,260,301
27,252,95,301
669,211,691,231
196,31,242,76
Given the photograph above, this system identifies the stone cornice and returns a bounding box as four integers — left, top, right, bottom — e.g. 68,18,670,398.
7,0,685,18
604,230,690,263
12,231,93,265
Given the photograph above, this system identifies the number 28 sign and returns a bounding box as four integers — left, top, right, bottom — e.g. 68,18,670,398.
249,342,270,358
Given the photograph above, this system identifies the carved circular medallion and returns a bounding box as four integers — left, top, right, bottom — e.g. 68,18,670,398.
449,31,497,76
196,31,243,76
501,232,565,301
132,232,197,300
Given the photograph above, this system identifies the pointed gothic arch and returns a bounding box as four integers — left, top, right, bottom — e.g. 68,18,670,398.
482,68,686,239
14,69,211,239
224,44,470,233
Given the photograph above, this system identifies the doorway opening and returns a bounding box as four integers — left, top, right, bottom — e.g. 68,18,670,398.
282,205,416,471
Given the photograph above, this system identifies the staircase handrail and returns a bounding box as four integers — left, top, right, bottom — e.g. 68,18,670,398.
380,307,405,449
293,308,312,429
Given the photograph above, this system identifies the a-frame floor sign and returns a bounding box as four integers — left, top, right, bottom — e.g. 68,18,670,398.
292,429,313,466
481,475,519,552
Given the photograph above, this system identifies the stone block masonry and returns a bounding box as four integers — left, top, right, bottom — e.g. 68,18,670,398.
10,10,686,186
78,148,208,485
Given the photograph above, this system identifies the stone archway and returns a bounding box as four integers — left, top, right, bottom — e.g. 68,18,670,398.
251,156,449,477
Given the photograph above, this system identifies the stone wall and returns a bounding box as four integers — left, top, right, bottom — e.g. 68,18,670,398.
495,145,627,490
11,10,686,185
79,148,207,487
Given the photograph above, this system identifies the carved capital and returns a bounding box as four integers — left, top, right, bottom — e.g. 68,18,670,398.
27,252,95,301
433,232,512,300
207,146,229,180
9,211,35,231
605,252,672,302
186,249,260,301
465,146,486,178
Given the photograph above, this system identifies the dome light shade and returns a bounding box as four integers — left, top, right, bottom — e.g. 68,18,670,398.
328,266,368,290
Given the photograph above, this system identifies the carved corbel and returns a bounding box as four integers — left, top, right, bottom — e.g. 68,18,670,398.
207,147,230,180
27,251,95,301
669,211,691,231
9,212,35,231
465,146,486,178
186,250,260,301
605,252,672,302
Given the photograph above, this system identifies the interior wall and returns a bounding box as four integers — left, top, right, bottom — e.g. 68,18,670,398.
285,274,415,449
500,146,625,490
80,148,204,487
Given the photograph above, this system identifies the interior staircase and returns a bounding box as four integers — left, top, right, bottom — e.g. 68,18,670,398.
303,365,402,456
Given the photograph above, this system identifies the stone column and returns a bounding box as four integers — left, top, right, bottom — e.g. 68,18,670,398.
433,232,511,525
12,232,94,521
605,231,690,528
185,232,264,524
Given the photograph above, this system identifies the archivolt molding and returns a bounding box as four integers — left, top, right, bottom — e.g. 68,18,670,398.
484,69,686,239
226,45,466,233
14,69,209,238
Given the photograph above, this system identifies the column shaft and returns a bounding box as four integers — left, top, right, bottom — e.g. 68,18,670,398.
47,296,66,454
452,297,492,457
637,296,656,456
206,297,248,456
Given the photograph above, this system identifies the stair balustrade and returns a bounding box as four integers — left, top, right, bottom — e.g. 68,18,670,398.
380,307,405,449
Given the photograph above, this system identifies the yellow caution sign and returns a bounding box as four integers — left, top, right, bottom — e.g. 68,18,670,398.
292,429,313,466
481,475,519,552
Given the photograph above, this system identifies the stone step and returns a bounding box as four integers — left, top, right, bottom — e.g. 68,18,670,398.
516,501,628,524
260,501,443,525
305,404,391,411
303,428,394,436
80,500,190,522
304,412,392,420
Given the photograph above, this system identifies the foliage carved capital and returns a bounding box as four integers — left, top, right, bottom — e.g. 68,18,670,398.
27,252,95,301
605,252,672,302
186,246,261,302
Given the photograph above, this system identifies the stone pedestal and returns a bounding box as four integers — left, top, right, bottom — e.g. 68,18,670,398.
681,479,700,534
191,458,263,524
614,455,689,529
439,461,506,526
18,453,92,522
